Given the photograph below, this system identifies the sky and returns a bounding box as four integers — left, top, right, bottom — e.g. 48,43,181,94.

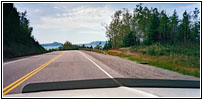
14,3,200,44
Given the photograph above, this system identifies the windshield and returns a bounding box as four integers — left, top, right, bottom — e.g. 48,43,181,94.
2,2,200,98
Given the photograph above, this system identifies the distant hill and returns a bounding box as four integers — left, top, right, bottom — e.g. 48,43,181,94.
76,41,106,48
3,4,46,60
40,42,63,50
41,42,63,47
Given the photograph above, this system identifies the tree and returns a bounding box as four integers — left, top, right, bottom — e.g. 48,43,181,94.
90,46,93,49
145,8,160,44
20,11,33,37
105,10,122,48
179,11,190,42
169,10,179,44
3,3,45,58
94,42,102,50
63,41,73,50
190,8,200,41
123,31,137,47
3,3,21,45
105,5,200,49
82,44,85,48
103,41,112,50
120,8,132,46
132,4,150,44
158,10,169,44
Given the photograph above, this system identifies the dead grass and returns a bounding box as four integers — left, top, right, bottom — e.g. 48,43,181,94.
106,49,200,77
106,50,122,56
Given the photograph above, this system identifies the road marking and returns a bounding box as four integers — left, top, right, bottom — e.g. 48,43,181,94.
79,51,122,86
3,52,66,95
3,55,42,65
3,59,28,65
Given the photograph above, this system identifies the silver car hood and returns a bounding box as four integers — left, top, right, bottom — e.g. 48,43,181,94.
4,86,200,97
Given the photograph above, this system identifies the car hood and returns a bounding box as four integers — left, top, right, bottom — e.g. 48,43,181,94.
4,78,200,97
4,86,200,97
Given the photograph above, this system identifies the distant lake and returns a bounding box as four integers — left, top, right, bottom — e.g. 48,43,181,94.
43,46,60,50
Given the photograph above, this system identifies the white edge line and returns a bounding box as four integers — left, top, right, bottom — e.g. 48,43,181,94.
79,51,158,97
3,59,28,65
79,51,122,86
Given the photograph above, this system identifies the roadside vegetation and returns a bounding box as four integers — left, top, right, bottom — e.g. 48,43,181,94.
102,4,200,77
105,44,200,77
3,3,46,60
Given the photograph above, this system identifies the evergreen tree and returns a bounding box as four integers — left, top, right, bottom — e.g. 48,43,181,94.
145,8,160,44
105,4,200,48
169,10,179,44
158,10,169,44
123,31,137,47
3,3,45,59
190,8,200,41
179,11,190,43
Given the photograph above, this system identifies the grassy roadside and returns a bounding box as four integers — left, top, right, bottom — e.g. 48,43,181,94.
93,44,200,77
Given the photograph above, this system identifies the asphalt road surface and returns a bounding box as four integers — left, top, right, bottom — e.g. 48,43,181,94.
3,50,199,95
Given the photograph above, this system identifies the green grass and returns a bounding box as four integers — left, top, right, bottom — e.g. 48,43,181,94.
131,43,200,57
106,43,200,77
117,53,199,77
118,54,145,63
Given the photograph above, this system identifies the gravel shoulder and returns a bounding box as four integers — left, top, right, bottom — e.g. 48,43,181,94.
83,51,199,80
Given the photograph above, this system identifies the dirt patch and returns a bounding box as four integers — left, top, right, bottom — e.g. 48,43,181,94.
107,50,122,56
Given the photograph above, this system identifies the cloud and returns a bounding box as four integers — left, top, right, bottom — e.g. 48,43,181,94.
53,6,59,9
15,3,200,44
56,14,61,16
33,9,40,13
36,5,114,34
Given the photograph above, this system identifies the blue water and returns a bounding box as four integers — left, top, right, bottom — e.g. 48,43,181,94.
43,46,61,50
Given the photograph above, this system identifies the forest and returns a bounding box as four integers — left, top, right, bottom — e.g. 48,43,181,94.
104,4,200,49
103,4,200,77
3,3,46,60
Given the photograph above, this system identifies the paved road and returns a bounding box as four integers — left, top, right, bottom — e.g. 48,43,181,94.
3,50,198,95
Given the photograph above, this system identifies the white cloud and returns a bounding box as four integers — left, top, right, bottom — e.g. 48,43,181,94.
62,13,68,16
16,3,199,44
36,5,114,34
33,9,40,13
53,6,59,9
56,14,61,16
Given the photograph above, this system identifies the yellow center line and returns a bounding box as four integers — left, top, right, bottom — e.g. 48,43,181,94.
3,53,61,91
3,51,66,95
3,61,51,91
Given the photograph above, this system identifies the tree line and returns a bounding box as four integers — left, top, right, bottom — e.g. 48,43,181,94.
56,41,101,51
104,4,200,49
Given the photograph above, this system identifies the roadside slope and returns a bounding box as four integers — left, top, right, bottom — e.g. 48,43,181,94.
3,3,46,60
83,51,199,80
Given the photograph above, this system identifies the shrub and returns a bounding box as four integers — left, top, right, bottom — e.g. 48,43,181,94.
147,47,156,55
142,50,147,54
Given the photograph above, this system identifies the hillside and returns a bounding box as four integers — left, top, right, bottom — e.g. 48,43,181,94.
40,42,63,50
76,41,106,48
41,42,63,47
3,3,46,60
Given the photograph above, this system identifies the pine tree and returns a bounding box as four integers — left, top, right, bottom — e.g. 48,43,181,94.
158,10,169,44
190,8,200,42
179,11,190,43
169,10,179,44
